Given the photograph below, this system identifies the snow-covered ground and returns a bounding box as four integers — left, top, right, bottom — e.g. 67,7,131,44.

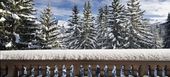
1,49,170,61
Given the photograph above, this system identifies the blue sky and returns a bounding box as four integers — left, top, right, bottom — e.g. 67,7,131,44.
34,0,170,23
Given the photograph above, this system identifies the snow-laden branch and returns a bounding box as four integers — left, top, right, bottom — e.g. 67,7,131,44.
0,49,170,61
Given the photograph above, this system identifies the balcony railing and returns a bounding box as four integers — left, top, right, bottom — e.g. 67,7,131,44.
0,49,170,77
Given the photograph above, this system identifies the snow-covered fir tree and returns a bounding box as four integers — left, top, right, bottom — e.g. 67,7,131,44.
96,6,109,49
67,5,80,32
163,13,170,48
78,1,97,49
0,0,21,50
106,0,129,49
0,1,9,49
64,5,82,49
40,4,61,49
1,0,166,50
15,0,42,49
126,0,155,48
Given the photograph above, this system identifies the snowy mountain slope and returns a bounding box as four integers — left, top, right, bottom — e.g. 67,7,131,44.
1,49,170,61
58,20,69,29
148,18,166,24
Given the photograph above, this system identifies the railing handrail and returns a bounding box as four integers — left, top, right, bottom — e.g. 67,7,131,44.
1,49,170,61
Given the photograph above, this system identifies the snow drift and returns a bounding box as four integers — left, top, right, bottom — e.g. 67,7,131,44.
0,49,170,61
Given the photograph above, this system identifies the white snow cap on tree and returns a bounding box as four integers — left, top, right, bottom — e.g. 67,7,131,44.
12,14,20,20
0,17,6,22
34,20,41,24
5,41,12,48
19,5,31,10
19,14,36,19
0,9,12,14
0,2,6,8
0,9,4,12
13,32,20,43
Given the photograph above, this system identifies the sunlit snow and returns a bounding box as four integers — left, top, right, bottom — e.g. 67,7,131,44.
1,49,170,61
12,14,20,20
0,17,6,22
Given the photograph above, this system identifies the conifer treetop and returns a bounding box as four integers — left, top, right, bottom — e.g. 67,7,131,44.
167,13,170,22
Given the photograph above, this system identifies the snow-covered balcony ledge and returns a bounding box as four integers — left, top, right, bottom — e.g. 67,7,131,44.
1,49,170,61
1,49,170,77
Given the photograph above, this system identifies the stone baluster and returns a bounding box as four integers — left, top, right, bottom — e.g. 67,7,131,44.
147,65,151,77
54,65,58,77
21,66,27,77
165,65,168,77
120,65,125,77
104,65,108,77
79,65,84,77
154,65,158,77
96,65,100,77
37,65,42,77
112,65,117,77
162,65,168,77
88,65,92,77
128,65,134,77
45,65,50,77
135,65,141,77
62,65,67,77
30,66,34,77
70,65,74,77
17,69,20,77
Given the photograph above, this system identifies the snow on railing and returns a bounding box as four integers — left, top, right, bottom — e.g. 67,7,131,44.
1,49,170,61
